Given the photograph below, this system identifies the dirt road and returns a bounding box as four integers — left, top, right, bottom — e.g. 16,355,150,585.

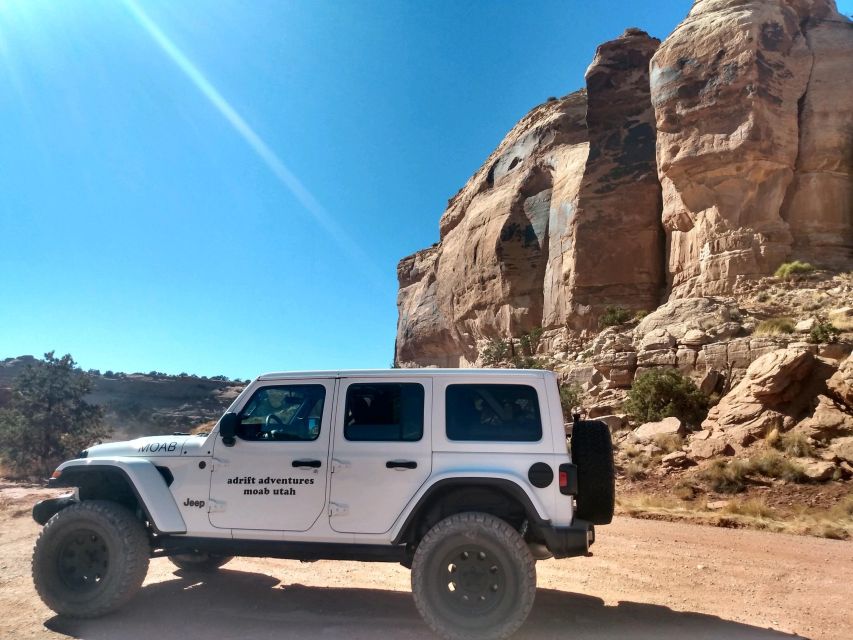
2,485,851,640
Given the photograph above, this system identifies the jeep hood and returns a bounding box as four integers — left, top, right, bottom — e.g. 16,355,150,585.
85,434,203,458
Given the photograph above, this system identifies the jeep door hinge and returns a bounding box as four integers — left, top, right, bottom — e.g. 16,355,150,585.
329,502,349,517
208,498,227,513
330,458,350,473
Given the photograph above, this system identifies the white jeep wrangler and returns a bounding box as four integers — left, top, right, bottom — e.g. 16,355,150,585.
33,369,614,639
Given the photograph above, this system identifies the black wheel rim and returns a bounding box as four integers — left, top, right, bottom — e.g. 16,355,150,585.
437,544,506,615
56,528,109,592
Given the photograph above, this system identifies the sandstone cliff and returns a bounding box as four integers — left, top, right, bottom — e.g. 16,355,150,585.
652,0,853,297
396,0,852,368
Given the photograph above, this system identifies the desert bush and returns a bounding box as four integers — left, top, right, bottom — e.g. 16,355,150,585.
774,260,815,279
770,430,815,458
625,369,710,427
598,306,632,328
624,462,647,480
809,319,841,344
748,450,806,482
0,352,110,477
559,384,582,417
652,433,684,454
754,317,795,335
481,338,510,366
698,459,752,493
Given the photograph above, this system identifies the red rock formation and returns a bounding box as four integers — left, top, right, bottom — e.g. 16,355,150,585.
396,31,662,365
651,0,852,297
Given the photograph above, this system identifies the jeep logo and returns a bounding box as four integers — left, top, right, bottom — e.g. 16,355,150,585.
183,498,205,508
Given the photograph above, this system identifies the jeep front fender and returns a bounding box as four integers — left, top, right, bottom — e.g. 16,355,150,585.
49,457,187,534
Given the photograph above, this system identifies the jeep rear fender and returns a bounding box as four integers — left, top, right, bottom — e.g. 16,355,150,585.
50,457,187,534
391,473,549,544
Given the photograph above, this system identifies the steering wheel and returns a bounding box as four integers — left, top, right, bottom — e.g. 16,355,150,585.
265,414,285,428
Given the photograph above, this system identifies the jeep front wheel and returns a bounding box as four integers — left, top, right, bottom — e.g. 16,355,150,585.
411,512,536,640
32,500,150,618
169,552,233,572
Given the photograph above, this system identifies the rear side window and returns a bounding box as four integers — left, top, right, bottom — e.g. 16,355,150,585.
446,384,542,442
344,383,424,441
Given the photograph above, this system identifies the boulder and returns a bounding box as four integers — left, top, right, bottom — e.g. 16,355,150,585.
794,458,836,482
699,369,722,395
637,349,678,367
702,348,835,445
829,436,853,465
635,297,740,343
794,395,853,442
689,438,735,460
828,355,853,408
639,328,675,351
594,414,629,432
661,451,691,468
795,318,817,333
633,416,685,442
680,329,712,347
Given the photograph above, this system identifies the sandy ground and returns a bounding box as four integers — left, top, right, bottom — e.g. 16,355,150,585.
2,484,852,640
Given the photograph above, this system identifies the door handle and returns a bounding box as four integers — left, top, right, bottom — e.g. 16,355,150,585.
292,459,322,468
386,460,417,469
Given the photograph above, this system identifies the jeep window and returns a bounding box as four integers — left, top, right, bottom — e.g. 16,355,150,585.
445,384,542,442
237,384,326,441
344,383,424,441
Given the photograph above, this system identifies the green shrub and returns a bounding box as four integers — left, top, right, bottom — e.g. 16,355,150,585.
754,317,795,335
0,352,110,477
481,329,547,369
481,338,510,366
559,384,582,417
775,260,815,279
625,369,710,427
598,306,632,328
809,320,840,344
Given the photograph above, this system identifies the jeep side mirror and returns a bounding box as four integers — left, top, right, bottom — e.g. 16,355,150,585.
219,412,239,447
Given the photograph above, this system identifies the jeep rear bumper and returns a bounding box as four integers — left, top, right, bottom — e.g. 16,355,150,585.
541,518,594,558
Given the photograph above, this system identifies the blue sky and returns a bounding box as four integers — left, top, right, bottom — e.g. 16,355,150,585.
2,1,847,379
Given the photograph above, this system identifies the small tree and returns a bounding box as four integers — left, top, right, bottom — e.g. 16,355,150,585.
0,352,110,477
559,384,582,418
625,368,709,427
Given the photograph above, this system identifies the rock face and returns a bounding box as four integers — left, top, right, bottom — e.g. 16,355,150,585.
396,30,663,365
702,348,836,445
651,0,853,297
553,29,665,328
396,1,853,367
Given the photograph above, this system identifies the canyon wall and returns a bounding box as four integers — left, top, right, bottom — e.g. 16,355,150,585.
396,1,852,367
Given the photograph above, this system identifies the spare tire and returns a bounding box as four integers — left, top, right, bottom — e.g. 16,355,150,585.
570,420,615,525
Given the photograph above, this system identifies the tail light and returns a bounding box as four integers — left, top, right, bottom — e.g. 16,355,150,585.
558,463,578,495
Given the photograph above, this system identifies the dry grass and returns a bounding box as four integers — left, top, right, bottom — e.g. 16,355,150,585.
748,450,806,482
617,493,853,539
769,430,815,458
652,433,684,454
754,317,795,335
697,459,752,493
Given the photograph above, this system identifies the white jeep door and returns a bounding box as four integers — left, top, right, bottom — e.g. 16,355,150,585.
208,379,334,531
328,376,432,534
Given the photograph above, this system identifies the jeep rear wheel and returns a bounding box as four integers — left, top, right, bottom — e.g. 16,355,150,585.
411,512,536,640
32,500,150,618
169,552,233,572
571,419,616,525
